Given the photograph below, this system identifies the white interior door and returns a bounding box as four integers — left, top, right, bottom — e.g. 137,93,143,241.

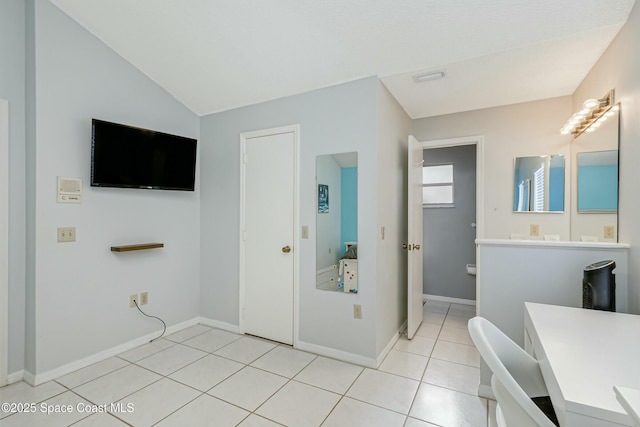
407,135,424,339
241,126,297,345
0,99,8,386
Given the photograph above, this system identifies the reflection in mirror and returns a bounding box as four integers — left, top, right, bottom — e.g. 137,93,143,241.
570,104,619,242
316,152,358,293
577,151,618,212
513,155,565,212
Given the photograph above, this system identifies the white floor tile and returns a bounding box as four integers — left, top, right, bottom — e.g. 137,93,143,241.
237,413,285,426
169,354,244,391
404,417,440,427
1,391,91,427
423,300,450,314
378,350,428,380
422,311,446,325
293,356,363,394
56,357,129,389
443,313,473,330
250,346,316,378
116,338,175,363
213,336,277,364
111,378,200,427
73,364,161,405
423,358,480,395
0,381,66,420
449,303,477,318
346,369,419,414
431,340,480,367
393,335,436,357
208,366,288,412
321,397,406,427
155,394,249,427
438,325,474,346
164,324,212,343
182,328,242,353
256,381,340,427
414,322,441,339
409,383,487,427
135,343,208,376
71,413,130,426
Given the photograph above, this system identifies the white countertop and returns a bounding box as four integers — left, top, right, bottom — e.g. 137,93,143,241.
525,302,640,426
477,238,629,249
615,386,640,426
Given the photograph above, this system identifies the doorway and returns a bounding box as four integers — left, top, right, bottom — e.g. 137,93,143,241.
1,99,8,386
422,136,483,304
239,125,299,345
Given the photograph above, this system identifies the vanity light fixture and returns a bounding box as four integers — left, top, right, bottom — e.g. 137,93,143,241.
560,90,618,138
413,71,445,83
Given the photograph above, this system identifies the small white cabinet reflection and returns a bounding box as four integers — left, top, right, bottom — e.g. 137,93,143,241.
513,154,565,212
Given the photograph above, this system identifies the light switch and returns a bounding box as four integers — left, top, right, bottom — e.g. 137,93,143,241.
301,225,309,239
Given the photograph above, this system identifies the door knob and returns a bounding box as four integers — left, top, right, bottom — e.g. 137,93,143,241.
413,244,421,250
402,243,408,249
282,246,291,253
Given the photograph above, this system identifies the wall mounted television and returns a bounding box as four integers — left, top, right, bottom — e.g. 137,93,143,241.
91,119,197,191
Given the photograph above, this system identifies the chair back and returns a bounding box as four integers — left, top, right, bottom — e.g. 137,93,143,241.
468,316,557,427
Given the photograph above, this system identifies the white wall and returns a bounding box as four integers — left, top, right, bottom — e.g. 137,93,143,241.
412,97,573,240
571,1,640,313
375,81,411,357
200,77,380,362
315,156,342,270
28,1,200,377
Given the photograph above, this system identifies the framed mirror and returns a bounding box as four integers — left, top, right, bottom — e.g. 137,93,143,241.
570,104,620,241
513,154,565,213
316,152,358,293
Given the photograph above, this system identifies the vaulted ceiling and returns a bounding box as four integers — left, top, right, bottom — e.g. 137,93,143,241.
50,0,636,118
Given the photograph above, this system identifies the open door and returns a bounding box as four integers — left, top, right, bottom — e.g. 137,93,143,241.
407,136,423,339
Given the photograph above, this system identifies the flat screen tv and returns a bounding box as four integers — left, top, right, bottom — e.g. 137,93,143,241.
91,119,197,191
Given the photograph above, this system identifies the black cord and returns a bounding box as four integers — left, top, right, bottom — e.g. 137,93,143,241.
134,299,167,342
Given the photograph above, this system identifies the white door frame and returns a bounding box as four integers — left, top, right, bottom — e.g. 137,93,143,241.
1,99,9,386
239,124,300,347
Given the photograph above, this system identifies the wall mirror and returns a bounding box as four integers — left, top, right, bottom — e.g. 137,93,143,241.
570,104,620,241
316,152,358,293
513,154,565,213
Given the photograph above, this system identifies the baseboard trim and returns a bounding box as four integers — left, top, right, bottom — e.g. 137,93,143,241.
7,370,24,385
296,340,377,368
478,384,495,399
375,320,407,367
423,294,476,306
30,317,200,385
198,317,240,334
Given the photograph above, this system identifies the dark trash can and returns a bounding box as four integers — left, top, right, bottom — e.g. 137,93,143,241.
582,260,616,312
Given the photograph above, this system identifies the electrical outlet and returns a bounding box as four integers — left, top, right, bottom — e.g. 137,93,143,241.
140,291,148,305
604,225,615,239
530,224,540,237
354,304,362,319
57,227,76,242
130,294,138,308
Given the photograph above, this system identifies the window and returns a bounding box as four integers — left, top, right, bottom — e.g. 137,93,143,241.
422,164,454,207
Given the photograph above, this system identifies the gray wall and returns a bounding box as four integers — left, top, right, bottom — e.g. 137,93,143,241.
0,0,26,375
423,145,476,300
200,77,381,361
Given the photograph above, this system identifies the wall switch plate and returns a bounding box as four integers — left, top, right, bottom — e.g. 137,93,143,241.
530,224,540,237
354,304,362,319
140,291,148,305
301,225,309,239
604,225,615,239
130,294,138,308
57,227,76,242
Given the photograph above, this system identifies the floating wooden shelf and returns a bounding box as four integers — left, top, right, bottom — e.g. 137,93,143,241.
110,243,164,252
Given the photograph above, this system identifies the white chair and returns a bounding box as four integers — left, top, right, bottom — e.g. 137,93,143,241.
468,316,559,427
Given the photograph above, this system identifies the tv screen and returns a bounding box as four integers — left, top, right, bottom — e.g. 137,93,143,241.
91,119,197,191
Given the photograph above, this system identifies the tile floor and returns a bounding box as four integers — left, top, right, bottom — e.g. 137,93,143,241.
0,301,497,426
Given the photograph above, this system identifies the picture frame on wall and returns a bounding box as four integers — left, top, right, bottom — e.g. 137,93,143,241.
318,184,329,213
